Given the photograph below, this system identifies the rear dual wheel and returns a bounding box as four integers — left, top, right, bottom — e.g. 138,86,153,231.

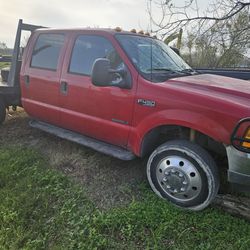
147,140,219,211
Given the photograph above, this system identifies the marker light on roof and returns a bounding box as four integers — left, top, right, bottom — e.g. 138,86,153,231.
115,27,122,32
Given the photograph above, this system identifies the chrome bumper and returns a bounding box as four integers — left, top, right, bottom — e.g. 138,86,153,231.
226,146,250,188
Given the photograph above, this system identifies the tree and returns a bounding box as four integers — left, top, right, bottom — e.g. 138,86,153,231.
148,0,250,37
0,42,8,55
182,10,249,67
147,0,250,68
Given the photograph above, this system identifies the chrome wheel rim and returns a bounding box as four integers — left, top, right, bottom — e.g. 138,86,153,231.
156,155,202,202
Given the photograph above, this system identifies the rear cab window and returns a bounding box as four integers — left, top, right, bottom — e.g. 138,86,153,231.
30,33,65,71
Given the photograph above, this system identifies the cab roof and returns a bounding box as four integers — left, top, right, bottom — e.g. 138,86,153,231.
34,27,152,37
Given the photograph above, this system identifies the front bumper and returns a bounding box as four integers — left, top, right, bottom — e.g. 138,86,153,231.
226,146,250,190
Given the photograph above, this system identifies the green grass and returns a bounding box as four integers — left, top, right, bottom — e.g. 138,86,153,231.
0,62,10,69
0,147,250,249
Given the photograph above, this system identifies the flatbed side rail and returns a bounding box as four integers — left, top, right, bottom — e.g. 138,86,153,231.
195,68,250,81
7,19,46,87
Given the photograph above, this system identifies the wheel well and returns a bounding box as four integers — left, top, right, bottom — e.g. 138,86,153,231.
140,125,226,158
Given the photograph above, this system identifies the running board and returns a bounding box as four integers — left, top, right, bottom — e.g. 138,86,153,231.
29,120,136,161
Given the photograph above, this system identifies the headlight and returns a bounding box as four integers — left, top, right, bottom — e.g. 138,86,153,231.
231,118,250,153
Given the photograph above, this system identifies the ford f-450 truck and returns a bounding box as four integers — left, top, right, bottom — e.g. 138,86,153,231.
0,20,249,211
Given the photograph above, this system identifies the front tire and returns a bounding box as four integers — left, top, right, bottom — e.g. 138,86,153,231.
0,98,6,125
147,140,219,211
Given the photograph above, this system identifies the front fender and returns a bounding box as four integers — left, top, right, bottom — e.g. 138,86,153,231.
128,109,230,156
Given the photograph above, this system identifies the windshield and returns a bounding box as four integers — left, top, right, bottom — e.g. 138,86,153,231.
116,34,193,82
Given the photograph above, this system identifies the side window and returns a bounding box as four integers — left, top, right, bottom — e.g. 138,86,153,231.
69,35,123,75
30,34,64,70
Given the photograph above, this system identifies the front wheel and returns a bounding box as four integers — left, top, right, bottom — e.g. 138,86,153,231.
147,140,219,211
0,98,6,125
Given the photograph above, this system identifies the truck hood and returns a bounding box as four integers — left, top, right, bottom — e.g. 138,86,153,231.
169,74,250,101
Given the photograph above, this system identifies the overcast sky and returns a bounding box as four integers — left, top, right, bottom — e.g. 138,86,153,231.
0,0,152,47
0,0,219,48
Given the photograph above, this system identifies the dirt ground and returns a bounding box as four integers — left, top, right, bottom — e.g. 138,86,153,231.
2,109,250,216
0,109,147,209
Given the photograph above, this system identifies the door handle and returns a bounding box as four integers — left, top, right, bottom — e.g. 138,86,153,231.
60,81,68,95
24,75,30,87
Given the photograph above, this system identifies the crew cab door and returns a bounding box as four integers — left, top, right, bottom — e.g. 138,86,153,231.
59,33,137,147
21,32,67,125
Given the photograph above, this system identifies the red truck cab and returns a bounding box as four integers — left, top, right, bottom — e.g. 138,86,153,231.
9,22,250,210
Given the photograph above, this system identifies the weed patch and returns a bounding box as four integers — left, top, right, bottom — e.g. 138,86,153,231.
0,147,250,249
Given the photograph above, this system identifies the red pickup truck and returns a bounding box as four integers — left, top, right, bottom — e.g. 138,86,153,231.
1,20,250,211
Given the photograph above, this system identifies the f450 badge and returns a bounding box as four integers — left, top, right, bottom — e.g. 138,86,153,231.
137,99,156,107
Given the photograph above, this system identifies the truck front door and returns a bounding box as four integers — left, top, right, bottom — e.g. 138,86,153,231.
59,33,137,147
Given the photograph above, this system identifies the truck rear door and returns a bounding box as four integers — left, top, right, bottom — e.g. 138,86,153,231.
21,32,68,125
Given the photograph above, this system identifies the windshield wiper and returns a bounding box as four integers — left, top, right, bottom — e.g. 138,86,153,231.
146,68,180,74
178,68,197,75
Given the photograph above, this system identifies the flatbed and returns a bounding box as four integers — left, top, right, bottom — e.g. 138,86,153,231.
0,20,44,123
